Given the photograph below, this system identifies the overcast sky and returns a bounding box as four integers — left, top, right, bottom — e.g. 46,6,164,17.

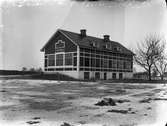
0,0,166,71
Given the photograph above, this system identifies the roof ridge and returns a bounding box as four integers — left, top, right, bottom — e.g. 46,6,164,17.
59,29,120,43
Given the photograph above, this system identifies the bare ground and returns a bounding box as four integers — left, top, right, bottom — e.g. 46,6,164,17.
0,79,167,126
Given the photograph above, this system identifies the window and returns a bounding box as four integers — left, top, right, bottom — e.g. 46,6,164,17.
119,73,123,79
90,42,96,47
103,59,108,68
93,42,96,47
123,61,126,69
45,59,47,67
112,73,116,79
126,61,131,69
117,61,119,68
100,59,103,67
114,46,122,52
84,72,90,80
96,59,100,67
65,53,73,65
48,55,55,66
109,60,112,68
113,60,117,68
91,58,95,67
56,54,63,66
117,61,123,69
103,45,107,49
65,68,73,71
107,43,111,49
95,72,100,79
85,57,90,67
95,43,99,48
48,68,54,71
45,56,48,67
73,53,77,56
80,57,84,66
73,57,77,66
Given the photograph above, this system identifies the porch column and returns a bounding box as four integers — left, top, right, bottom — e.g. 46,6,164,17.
77,46,80,78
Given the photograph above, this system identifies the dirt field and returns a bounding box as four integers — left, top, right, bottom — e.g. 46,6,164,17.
0,79,167,126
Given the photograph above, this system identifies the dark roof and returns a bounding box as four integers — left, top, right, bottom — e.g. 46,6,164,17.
41,29,134,55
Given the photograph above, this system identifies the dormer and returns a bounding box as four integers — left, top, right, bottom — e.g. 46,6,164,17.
90,41,96,47
103,44,107,49
106,43,111,49
114,46,122,52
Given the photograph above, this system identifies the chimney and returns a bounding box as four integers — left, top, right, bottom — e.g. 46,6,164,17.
103,35,110,42
80,29,86,37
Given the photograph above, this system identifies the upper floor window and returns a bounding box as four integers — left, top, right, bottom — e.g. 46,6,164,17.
114,46,122,52
90,42,97,47
103,44,107,49
107,43,112,49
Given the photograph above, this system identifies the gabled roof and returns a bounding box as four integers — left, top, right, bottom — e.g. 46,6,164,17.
41,29,134,55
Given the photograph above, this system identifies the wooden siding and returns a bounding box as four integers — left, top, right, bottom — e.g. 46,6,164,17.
45,31,77,54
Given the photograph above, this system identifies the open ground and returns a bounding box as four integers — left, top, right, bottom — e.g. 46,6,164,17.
0,79,167,126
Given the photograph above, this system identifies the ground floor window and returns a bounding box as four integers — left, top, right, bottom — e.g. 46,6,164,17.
65,53,73,65
84,72,90,80
73,57,77,66
95,72,100,79
45,52,77,71
45,57,48,67
48,55,55,66
56,54,63,66
104,73,107,80
112,73,116,79
119,73,123,79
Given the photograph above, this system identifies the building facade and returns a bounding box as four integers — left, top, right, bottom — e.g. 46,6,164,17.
41,29,134,80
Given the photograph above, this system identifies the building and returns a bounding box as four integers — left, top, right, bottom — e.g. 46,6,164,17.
133,72,148,80
41,29,134,80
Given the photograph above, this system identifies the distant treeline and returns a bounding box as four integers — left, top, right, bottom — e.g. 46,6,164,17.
0,70,40,75
71,0,148,2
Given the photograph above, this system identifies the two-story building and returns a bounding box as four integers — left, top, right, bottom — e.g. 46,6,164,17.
41,29,134,80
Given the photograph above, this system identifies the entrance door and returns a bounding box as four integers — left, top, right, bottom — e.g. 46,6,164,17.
112,73,116,79
84,72,90,80
104,73,107,80
95,72,100,80
119,73,123,79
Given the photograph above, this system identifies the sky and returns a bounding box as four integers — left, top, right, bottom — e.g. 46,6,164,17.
0,0,167,71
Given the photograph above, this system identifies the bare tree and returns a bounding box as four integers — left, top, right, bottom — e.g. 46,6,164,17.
135,35,165,80
29,68,35,72
154,54,167,80
22,67,27,71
